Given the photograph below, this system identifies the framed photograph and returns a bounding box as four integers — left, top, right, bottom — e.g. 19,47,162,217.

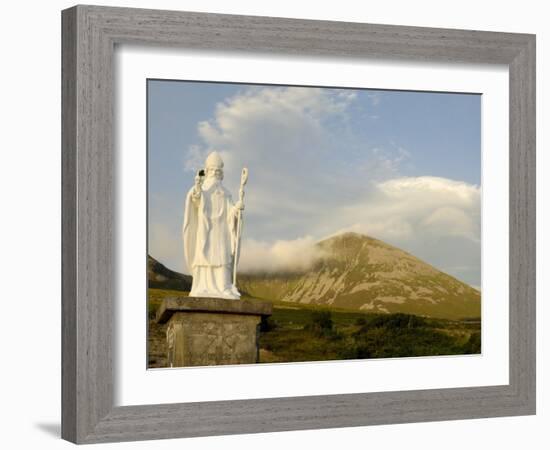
62,5,535,444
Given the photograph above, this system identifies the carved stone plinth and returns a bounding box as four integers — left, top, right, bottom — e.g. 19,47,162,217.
156,297,272,367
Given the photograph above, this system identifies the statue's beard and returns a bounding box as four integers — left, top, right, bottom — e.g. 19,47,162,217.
202,175,222,189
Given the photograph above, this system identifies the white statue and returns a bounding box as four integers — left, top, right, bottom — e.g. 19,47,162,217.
183,152,248,300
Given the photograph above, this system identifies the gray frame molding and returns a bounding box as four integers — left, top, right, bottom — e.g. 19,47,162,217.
61,5,536,444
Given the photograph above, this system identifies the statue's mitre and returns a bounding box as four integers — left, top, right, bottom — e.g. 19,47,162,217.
205,151,224,169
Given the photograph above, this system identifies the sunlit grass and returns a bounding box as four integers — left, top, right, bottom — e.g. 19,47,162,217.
147,288,480,366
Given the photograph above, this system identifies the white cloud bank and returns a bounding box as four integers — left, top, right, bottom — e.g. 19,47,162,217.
239,236,325,273
349,176,480,243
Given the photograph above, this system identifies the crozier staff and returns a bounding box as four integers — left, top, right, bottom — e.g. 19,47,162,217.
233,167,248,286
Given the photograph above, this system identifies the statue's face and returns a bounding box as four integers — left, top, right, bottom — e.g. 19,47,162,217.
206,167,223,180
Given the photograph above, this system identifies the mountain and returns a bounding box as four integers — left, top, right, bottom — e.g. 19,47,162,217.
147,255,192,291
238,232,480,320
148,232,481,320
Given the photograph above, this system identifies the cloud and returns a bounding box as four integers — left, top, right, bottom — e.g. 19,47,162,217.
184,86,354,174
362,147,411,180
238,236,325,273
422,206,478,241
327,176,480,244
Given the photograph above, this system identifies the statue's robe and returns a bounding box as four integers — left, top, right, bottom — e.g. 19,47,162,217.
183,179,241,299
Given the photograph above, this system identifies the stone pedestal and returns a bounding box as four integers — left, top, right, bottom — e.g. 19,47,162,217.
156,297,272,367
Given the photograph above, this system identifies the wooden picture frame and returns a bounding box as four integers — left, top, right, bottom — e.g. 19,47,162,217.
61,4,536,444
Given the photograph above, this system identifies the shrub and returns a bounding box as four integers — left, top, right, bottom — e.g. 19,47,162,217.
308,311,333,331
260,316,278,332
462,332,481,354
341,343,372,359
305,310,339,339
367,313,426,330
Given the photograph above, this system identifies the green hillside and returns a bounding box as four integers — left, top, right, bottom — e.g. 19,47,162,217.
260,303,480,363
147,288,481,367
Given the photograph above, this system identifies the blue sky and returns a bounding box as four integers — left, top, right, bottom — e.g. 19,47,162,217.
148,79,481,287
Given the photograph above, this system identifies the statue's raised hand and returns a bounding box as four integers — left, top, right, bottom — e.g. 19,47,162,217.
192,169,204,200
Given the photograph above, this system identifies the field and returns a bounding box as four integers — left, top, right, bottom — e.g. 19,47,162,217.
259,302,480,363
147,288,480,367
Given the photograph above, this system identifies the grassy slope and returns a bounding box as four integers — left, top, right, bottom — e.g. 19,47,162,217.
147,288,480,367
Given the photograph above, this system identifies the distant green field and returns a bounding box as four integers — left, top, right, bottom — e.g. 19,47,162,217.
147,288,481,366
260,303,480,363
